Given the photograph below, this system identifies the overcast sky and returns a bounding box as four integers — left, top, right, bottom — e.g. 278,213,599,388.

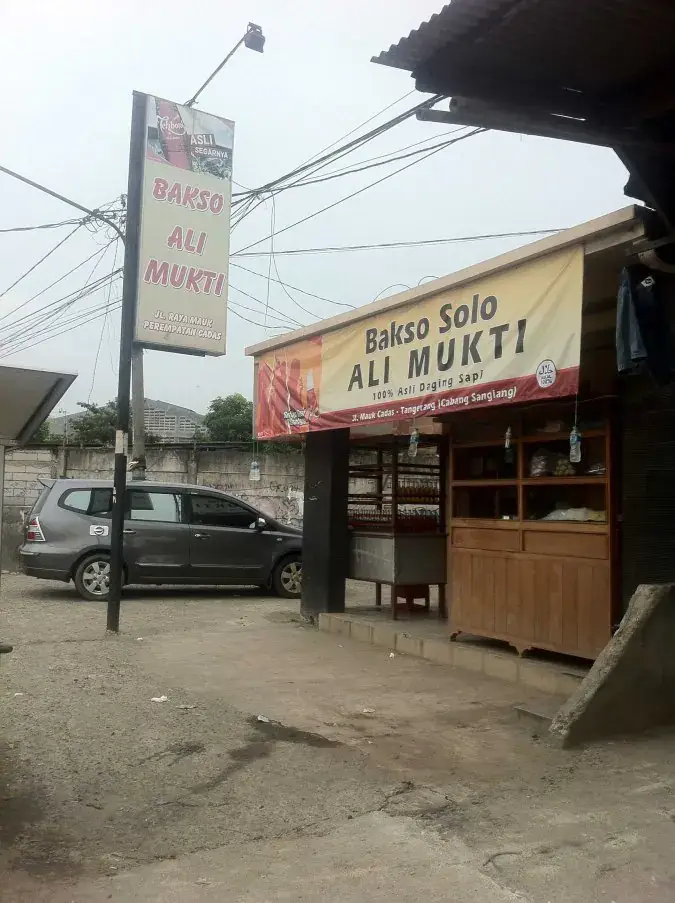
0,0,631,416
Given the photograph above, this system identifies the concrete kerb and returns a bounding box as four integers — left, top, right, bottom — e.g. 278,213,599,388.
318,613,584,697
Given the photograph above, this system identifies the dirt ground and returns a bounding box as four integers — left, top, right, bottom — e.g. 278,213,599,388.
2,575,675,902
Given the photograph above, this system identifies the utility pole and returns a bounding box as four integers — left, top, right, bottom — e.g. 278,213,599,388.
107,90,145,632
0,158,133,634
131,346,146,481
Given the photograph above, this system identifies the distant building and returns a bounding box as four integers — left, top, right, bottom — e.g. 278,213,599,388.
143,398,204,441
49,398,205,443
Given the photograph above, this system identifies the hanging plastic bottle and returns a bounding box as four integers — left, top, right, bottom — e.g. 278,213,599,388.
408,427,420,459
569,425,581,464
249,459,261,482
504,426,514,464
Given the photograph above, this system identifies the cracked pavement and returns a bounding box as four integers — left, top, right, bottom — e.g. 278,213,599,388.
2,576,675,901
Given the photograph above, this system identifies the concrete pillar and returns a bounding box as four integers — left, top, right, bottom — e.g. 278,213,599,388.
301,429,349,618
187,446,199,484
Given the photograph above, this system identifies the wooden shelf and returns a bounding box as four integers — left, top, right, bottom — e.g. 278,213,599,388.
522,476,607,486
451,479,518,488
450,517,608,533
449,439,510,449
523,519,608,532
448,401,614,661
520,429,606,444
451,517,520,530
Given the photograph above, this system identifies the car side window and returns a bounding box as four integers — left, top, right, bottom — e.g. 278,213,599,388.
128,491,181,523
61,488,113,516
190,495,255,529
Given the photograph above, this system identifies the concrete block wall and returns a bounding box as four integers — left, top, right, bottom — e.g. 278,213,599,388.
2,444,305,571
3,448,59,570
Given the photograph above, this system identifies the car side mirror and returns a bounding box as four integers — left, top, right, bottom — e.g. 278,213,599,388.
254,516,267,531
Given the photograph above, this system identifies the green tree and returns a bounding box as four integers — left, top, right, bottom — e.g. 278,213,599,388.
69,401,162,447
31,421,54,444
71,401,117,446
203,394,253,442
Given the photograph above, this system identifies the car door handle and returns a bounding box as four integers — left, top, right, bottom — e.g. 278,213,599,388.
193,532,210,539
123,529,136,535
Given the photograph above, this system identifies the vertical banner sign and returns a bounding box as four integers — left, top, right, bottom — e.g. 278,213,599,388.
132,94,234,355
254,247,584,438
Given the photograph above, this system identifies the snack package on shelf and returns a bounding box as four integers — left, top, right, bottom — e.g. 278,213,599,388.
529,448,576,477
541,506,607,522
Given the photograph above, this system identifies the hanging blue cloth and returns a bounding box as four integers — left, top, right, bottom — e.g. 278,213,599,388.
616,265,673,386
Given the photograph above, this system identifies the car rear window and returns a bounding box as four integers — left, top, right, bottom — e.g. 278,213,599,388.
28,482,54,518
60,487,113,516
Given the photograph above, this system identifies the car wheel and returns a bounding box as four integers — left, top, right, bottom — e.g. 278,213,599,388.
273,556,302,599
74,553,111,601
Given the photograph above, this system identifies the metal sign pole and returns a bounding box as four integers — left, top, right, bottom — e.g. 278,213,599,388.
107,92,146,633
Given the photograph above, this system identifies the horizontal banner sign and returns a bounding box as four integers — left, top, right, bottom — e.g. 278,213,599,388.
255,247,583,438
133,93,234,356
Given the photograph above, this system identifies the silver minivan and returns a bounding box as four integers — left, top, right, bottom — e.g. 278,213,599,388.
20,479,302,601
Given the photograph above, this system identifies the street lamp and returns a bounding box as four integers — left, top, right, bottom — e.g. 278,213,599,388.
244,22,266,53
185,23,266,108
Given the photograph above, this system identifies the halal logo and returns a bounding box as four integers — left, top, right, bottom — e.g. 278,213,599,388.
158,115,186,137
535,359,557,389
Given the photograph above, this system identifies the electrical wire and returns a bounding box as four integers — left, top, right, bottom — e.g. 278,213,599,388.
1,273,295,357
0,255,122,347
0,270,117,348
0,261,121,352
0,238,120,326
228,127,466,238
264,193,322,320
293,127,466,183
0,223,82,301
231,93,446,204
232,228,564,257
88,241,120,402
228,284,304,328
263,195,276,330
272,130,472,194
0,241,120,337
0,289,123,357
228,306,289,330
230,262,352,309
294,89,416,170
0,263,123,356
227,96,448,235
0,217,83,234
1,298,123,359
228,298,296,329
233,127,486,256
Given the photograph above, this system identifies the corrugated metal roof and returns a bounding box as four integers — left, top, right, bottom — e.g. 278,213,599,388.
372,0,513,72
373,0,675,99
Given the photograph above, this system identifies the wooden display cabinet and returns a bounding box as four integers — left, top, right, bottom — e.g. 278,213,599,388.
448,402,615,659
